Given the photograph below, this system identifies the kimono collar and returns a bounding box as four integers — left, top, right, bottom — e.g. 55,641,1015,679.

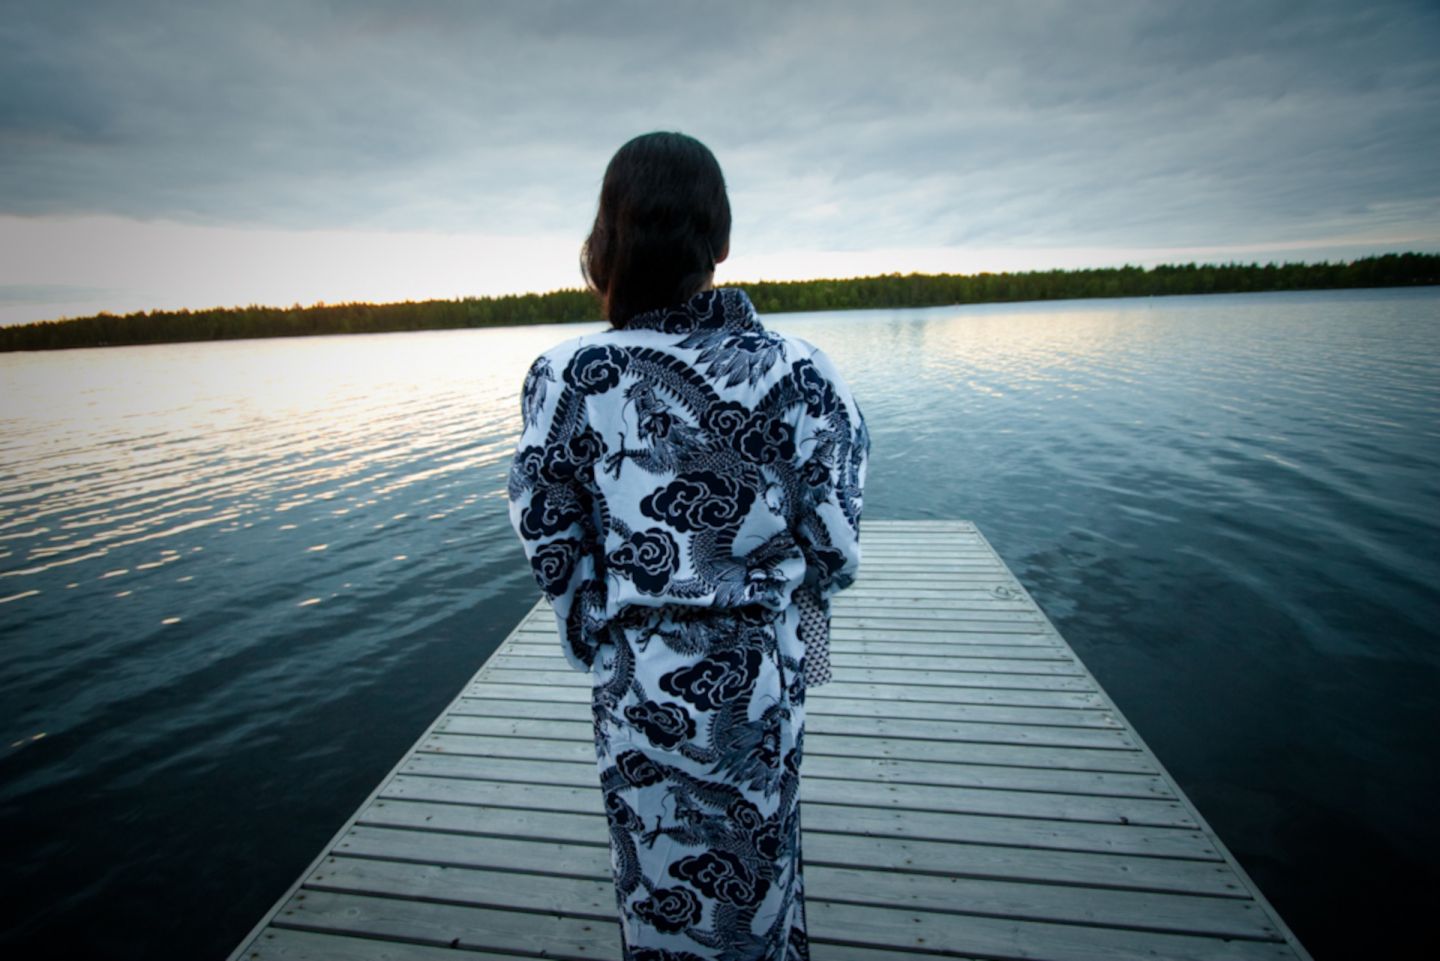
621,287,764,335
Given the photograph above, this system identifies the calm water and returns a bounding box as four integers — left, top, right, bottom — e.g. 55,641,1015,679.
2,288,1437,958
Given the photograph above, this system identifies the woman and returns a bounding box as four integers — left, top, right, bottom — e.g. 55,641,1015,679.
507,132,868,961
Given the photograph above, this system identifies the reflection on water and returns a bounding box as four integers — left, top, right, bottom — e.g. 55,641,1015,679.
0,324,600,957
1,289,1438,959
772,290,1440,959
1,329,585,742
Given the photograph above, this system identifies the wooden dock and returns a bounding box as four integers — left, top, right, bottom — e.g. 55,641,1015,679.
228,520,1312,961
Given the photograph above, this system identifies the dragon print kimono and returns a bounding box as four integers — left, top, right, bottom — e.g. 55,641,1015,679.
508,287,868,960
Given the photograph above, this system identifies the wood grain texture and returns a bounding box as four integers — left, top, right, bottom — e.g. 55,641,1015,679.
228,520,1312,961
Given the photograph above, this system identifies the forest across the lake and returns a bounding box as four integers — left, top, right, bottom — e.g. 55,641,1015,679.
3,252,1436,352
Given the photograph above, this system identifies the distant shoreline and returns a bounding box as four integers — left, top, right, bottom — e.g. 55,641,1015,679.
2,253,1436,353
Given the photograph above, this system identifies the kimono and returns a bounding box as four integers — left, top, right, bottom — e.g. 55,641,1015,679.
507,286,868,961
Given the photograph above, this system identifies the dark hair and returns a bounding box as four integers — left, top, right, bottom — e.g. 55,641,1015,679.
581,132,731,327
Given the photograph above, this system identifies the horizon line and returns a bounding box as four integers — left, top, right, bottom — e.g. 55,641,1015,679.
14,250,1435,328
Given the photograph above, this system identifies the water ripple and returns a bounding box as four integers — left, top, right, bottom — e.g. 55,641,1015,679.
2,295,1438,958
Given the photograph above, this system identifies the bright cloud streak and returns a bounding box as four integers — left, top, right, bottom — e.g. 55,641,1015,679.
0,216,583,324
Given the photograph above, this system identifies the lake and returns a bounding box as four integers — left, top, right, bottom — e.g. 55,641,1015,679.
1,287,1437,959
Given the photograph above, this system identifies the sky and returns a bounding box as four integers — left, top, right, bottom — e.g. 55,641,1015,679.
1,0,1437,326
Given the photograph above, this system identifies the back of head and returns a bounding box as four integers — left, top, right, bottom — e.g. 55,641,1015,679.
582,132,731,327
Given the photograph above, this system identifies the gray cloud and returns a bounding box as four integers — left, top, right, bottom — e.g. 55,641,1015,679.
0,283,118,305
1,0,1436,256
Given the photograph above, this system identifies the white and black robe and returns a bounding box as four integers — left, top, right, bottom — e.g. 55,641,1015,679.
508,287,868,960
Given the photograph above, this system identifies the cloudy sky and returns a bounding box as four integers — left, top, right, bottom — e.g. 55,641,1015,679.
1,0,1436,325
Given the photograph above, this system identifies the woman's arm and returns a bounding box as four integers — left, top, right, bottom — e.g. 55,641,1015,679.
507,354,605,672
791,345,870,602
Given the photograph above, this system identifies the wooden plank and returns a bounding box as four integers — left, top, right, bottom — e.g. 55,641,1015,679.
442,689,1118,727
362,791,1221,861
398,753,1194,828
337,822,1240,899
843,581,1027,594
825,650,1075,667
798,666,1092,689
834,598,1037,612
436,715,1150,772
856,555,999,563
857,559,1003,566
825,627,1061,645
338,825,609,877
422,732,593,763
493,649,1086,673
836,643,1073,660
862,531,983,538
808,731,1151,775
806,714,1139,753
310,856,614,916
420,726,1140,778
229,519,1312,961
267,889,618,958
860,544,991,553
855,555,1002,564
476,666,1093,692
826,653,1080,672
831,604,1043,620
863,547,990,554
837,617,1051,635
486,653,1084,677
459,680,1114,713
802,756,1169,798
809,944,977,961
850,573,1019,585
849,566,1018,576
449,700,1134,749
808,866,1281,941
508,637,1071,658
380,773,606,814
245,927,532,961
863,522,978,530
359,798,610,844
857,558,999,567
818,684,1109,711
435,715,594,739
840,594,1019,607
805,900,1296,961
508,629,1065,650
442,702,1123,737
802,802,1219,861
420,733,1166,798
801,776,1196,828
860,553,997,561
309,839,1272,943
839,586,1021,597
400,752,598,788
858,558,999,566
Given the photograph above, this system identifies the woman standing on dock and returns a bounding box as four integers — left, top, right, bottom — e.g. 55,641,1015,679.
507,131,868,960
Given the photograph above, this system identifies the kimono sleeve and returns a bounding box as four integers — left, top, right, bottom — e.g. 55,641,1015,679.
792,345,870,602
506,353,605,672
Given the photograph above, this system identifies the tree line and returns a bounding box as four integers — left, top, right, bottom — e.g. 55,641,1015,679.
3,252,1436,352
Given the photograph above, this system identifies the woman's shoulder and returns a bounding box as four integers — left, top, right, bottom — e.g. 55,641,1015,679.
769,331,847,383
530,330,598,365
531,323,679,364
523,329,622,386
773,331,822,359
